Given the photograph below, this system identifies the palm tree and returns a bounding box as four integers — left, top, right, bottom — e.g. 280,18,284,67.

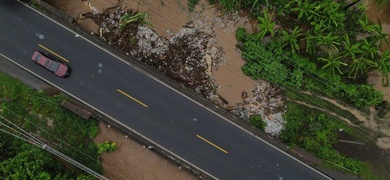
359,14,378,34
286,0,319,21
256,8,276,40
341,35,363,60
280,26,302,53
318,52,347,75
305,29,317,54
376,50,390,86
307,31,340,53
360,38,379,59
311,19,330,33
315,0,346,29
372,19,390,47
346,57,377,79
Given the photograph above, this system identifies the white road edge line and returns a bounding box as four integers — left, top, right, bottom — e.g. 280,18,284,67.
0,53,218,180
17,1,331,179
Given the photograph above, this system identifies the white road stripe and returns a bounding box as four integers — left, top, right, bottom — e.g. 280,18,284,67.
10,1,332,179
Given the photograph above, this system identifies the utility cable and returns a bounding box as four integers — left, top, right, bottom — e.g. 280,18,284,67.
140,0,377,114
0,114,109,180
1,105,128,179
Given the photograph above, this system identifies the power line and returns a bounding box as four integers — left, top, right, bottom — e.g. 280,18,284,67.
0,114,42,145
114,0,380,131
0,114,109,180
139,0,377,114
1,105,127,179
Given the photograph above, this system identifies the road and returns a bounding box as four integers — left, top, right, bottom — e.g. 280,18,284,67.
0,1,329,179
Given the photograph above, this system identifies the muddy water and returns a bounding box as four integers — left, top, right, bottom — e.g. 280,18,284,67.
364,0,390,102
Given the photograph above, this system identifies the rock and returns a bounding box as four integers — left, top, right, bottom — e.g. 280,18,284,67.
241,90,248,99
210,46,218,59
230,81,286,136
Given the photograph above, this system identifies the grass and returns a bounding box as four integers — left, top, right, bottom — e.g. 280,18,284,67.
30,1,47,13
282,101,384,178
0,72,102,174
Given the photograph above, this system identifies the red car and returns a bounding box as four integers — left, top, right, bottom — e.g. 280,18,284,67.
31,51,70,77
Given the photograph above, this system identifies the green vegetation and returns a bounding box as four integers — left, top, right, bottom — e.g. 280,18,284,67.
30,2,46,12
281,102,365,174
249,115,266,130
283,87,362,125
188,0,200,12
255,8,275,40
237,27,384,109
0,72,102,178
213,0,268,15
0,136,72,179
97,141,117,154
119,12,152,28
217,0,390,178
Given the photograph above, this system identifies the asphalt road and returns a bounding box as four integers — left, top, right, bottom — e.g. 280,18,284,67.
0,1,329,179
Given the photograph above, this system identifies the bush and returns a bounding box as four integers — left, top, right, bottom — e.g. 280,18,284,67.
249,115,266,131
281,102,364,173
97,141,117,154
0,72,103,174
188,0,199,12
237,29,384,109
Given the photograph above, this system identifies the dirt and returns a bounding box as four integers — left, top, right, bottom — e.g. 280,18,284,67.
333,130,390,177
50,0,257,178
94,123,196,180
365,0,390,52
365,0,390,104
364,0,390,151
48,0,390,178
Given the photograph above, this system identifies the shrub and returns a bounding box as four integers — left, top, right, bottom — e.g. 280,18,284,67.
97,141,117,154
188,0,199,12
249,115,266,131
281,102,364,173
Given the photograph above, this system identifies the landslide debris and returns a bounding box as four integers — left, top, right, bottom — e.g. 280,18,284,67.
79,4,286,135
81,6,225,100
230,81,286,136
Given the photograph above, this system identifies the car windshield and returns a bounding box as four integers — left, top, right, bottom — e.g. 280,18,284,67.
35,53,42,62
48,61,60,72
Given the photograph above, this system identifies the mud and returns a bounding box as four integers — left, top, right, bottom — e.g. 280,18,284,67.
80,5,225,99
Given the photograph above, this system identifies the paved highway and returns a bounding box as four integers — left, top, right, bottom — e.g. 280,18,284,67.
0,1,329,179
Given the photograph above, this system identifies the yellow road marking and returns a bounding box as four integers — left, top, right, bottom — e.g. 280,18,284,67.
117,89,148,108
196,135,228,154
38,44,70,62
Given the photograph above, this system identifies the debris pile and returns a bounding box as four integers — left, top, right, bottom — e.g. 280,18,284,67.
79,4,286,134
82,7,225,100
230,81,286,136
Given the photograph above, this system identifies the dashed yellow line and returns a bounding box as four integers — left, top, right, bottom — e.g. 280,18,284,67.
196,135,228,154
38,44,70,62
117,89,148,108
